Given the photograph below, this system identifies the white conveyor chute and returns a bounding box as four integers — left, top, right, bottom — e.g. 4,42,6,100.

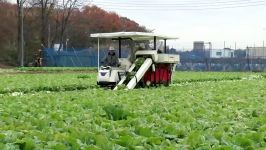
126,58,153,90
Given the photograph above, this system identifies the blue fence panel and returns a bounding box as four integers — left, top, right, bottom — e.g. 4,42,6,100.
43,48,129,67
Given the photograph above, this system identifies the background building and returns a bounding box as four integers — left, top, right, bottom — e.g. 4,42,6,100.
209,48,234,58
193,41,205,51
246,47,266,59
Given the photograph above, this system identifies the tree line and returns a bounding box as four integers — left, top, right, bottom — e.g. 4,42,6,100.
0,0,147,66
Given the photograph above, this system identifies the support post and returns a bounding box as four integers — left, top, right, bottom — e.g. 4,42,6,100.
97,38,100,71
154,36,156,50
119,37,121,58
164,39,167,53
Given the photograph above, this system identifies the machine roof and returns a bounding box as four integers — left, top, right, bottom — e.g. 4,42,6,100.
90,32,178,40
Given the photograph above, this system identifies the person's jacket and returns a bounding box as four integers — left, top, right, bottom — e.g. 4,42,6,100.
103,53,119,67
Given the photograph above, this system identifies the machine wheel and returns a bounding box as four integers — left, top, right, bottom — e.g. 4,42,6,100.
146,80,152,86
162,81,170,87
137,79,145,88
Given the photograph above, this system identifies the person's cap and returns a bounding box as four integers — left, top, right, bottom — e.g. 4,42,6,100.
109,46,115,51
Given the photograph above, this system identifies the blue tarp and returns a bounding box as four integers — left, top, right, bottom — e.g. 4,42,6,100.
43,48,129,67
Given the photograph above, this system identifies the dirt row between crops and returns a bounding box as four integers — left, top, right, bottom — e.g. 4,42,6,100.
0,70,98,75
0,84,99,95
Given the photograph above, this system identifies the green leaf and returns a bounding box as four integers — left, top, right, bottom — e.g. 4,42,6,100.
116,135,140,149
186,131,205,148
234,135,252,148
53,143,68,150
147,137,163,145
135,127,153,137
94,134,112,150
16,139,35,150
103,105,129,121
0,133,6,141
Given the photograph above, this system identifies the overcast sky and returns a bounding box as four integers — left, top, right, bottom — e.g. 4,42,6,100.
8,0,266,50
90,0,266,50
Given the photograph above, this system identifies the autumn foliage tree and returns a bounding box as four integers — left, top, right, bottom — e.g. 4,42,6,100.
0,1,17,66
67,6,147,48
0,3,147,66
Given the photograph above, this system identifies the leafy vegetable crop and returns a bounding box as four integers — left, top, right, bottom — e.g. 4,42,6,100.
0,71,266,149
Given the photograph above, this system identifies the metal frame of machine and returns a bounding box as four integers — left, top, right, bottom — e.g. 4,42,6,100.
90,32,180,90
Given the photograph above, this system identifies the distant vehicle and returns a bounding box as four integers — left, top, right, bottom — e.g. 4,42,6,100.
53,44,63,52
90,32,180,90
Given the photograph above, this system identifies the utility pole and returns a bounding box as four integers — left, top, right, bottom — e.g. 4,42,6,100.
247,47,250,71
20,2,24,67
263,40,265,59
204,42,211,71
48,23,51,48
263,28,265,59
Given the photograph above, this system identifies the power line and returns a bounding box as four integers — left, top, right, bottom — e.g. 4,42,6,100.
92,1,266,8
92,0,266,6
87,0,266,11
93,0,257,3
91,3,266,11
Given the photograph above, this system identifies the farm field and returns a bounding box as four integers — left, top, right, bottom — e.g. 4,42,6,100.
0,68,266,149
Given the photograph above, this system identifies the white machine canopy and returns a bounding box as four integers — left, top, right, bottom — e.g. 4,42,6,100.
90,32,178,40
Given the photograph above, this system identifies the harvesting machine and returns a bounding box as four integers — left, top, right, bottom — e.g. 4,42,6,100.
90,32,180,90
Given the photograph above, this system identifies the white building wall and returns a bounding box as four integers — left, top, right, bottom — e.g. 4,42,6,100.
210,49,234,58
247,47,266,59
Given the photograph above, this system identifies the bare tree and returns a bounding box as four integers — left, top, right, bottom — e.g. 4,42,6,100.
28,0,80,50
29,0,55,47
26,0,55,48
52,0,79,51
17,0,26,66
40,0,55,48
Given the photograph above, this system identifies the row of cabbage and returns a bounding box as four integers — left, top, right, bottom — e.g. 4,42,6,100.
0,71,265,94
172,71,265,83
0,74,97,94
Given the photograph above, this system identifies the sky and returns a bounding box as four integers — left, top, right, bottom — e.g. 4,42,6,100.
8,0,266,50
89,0,266,50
